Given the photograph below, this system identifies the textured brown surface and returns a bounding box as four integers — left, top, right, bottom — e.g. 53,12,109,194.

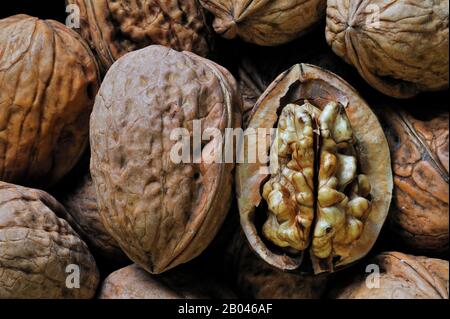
90,45,241,274
0,14,100,188
331,252,449,299
237,64,393,273
60,173,127,261
200,0,326,46
226,230,327,299
380,108,449,253
68,0,210,71
0,182,99,299
326,0,449,98
99,264,236,299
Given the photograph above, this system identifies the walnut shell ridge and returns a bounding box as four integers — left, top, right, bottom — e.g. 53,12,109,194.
326,0,449,98
200,0,326,46
331,252,449,299
67,0,211,71
0,15,100,188
0,182,99,299
90,45,242,274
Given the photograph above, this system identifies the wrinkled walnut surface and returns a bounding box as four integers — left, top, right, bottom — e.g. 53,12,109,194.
326,0,449,98
331,252,449,299
0,15,100,188
99,264,236,299
200,0,326,46
68,0,210,71
380,108,449,253
59,173,127,261
90,45,241,274
0,182,99,299
237,64,392,273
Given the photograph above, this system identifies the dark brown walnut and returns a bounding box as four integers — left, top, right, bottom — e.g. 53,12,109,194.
67,0,210,71
0,182,99,299
59,173,127,261
237,64,392,274
200,0,326,46
379,108,449,253
99,264,236,299
326,0,449,98
0,15,100,188
90,45,241,274
330,252,449,299
226,230,327,299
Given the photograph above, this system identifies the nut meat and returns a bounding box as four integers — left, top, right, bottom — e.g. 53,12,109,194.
0,15,100,188
326,0,449,98
200,0,326,46
237,64,392,273
331,252,449,299
90,45,241,274
68,0,211,71
0,182,99,299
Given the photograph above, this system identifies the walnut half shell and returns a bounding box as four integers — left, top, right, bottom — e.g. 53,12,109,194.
237,64,393,274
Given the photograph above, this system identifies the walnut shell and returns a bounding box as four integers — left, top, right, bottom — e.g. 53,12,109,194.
227,230,328,299
0,15,100,188
68,0,210,71
200,0,326,46
99,264,236,299
90,45,241,274
326,0,449,98
237,64,393,273
331,252,449,299
59,173,127,261
0,182,99,299
379,108,449,253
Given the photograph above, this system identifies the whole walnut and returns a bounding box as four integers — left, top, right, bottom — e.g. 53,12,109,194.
67,0,211,71
326,0,449,98
0,15,100,188
330,252,449,299
90,45,241,274
379,107,449,253
0,182,99,299
237,64,393,274
59,173,127,261
99,264,236,299
200,0,326,46
226,230,328,299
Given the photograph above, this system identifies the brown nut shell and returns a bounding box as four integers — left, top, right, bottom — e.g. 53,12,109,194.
0,15,100,188
68,0,211,71
98,264,236,299
379,108,449,253
90,45,241,274
331,252,449,299
59,173,127,261
0,182,99,299
236,64,392,273
326,0,449,98
200,0,326,46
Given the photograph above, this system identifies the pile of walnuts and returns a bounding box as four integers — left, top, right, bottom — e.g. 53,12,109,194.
0,0,448,299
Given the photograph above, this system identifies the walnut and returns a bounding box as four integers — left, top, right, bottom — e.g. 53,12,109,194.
226,230,328,299
0,182,99,299
200,0,326,46
330,252,449,299
99,264,236,299
0,15,100,188
68,0,211,71
326,0,449,98
90,45,241,274
237,64,392,274
379,107,449,253
59,173,128,261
